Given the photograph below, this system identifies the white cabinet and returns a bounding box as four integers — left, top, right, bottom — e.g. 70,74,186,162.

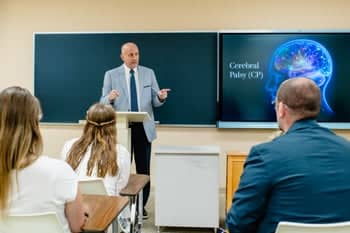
154,145,220,231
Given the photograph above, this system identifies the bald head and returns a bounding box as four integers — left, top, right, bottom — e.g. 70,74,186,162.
277,77,321,119
121,42,138,53
120,42,139,69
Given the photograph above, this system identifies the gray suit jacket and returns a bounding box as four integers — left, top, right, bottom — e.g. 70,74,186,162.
100,65,164,142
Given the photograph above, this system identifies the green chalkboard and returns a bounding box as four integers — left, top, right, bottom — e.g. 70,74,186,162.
34,32,217,125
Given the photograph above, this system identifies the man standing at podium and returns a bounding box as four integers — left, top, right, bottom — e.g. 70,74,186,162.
100,42,170,218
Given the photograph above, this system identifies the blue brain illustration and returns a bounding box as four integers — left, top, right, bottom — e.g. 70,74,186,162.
266,39,333,114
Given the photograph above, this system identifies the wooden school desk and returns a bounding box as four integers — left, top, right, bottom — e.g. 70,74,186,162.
120,174,150,233
82,194,129,233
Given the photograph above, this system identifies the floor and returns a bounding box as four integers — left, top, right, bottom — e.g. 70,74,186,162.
140,190,227,233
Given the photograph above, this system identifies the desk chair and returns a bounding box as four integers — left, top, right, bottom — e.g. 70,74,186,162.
0,212,64,233
79,178,108,195
120,174,150,233
276,221,350,233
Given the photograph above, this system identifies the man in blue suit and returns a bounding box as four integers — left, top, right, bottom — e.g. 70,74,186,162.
100,42,170,218
226,77,350,233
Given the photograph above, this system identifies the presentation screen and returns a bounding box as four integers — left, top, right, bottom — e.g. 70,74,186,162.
218,32,350,128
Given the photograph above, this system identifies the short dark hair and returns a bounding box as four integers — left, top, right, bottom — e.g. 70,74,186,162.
277,77,321,119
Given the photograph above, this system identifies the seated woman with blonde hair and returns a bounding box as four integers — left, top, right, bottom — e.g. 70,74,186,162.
61,103,131,232
0,86,87,233
61,103,130,196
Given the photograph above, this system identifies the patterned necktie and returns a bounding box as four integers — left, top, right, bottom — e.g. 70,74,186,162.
130,69,139,111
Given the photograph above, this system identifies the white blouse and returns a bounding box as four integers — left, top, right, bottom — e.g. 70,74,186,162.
8,156,77,233
61,138,131,196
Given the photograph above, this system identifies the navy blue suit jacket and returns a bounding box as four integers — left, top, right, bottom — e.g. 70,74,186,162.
226,119,350,233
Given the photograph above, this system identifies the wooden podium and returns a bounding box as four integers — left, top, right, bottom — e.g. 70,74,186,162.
79,111,150,151
115,111,150,150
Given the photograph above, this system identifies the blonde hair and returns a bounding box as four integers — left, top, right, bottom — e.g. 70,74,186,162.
0,86,43,214
66,103,118,177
